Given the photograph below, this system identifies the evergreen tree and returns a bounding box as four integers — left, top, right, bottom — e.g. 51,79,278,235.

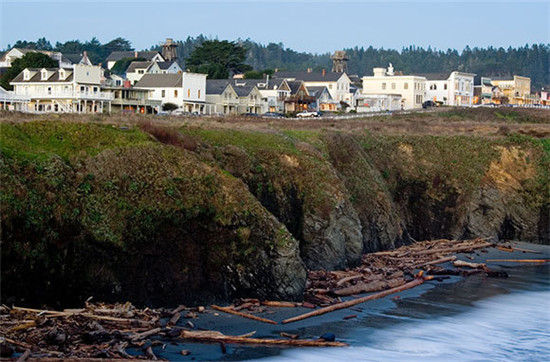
186,40,251,78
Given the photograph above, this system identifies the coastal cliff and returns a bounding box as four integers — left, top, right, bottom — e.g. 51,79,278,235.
1,109,548,306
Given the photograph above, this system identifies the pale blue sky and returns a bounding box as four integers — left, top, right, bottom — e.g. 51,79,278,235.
1,1,548,53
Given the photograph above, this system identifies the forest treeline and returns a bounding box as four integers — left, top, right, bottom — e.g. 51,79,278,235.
5,36,549,88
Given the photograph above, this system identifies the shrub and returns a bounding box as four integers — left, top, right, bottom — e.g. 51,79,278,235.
162,103,179,112
138,121,197,151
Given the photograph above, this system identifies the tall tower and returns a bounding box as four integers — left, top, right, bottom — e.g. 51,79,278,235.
331,50,348,73
162,38,178,62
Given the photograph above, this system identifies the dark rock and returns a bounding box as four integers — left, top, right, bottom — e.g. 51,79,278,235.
320,332,336,342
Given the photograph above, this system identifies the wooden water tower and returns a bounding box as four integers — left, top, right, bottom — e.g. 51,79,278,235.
162,38,178,62
331,50,348,73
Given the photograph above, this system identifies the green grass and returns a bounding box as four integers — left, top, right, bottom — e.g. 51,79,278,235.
0,121,152,162
182,127,299,155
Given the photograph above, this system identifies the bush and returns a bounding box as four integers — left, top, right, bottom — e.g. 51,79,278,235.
162,103,179,112
138,121,197,151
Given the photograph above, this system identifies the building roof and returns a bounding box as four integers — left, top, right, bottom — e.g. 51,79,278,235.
231,79,257,96
286,80,304,95
62,53,82,64
273,71,346,82
206,79,231,94
126,61,152,73
154,61,178,70
306,86,330,100
11,68,74,83
491,76,514,81
416,73,450,81
134,73,182,88
106,51,162,62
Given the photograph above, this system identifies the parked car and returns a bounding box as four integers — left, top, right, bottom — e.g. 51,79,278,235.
422,100,436,109
263,112,285,118
243,112,259,117
296,111,320,118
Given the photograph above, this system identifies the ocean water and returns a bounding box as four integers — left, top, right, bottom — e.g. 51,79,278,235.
266,290,550,361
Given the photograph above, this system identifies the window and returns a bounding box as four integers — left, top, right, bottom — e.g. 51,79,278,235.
329,84,332,89
382,83,386,90
80,86,85,92
444,84,448,90
41,70,48,80
174,90,178,97
404,82,408,89
161,90,165,97
138,70,144,74
198,89,200,98
187,89,190,97
391,83,396,90
93,87,98,93
47,86,52,95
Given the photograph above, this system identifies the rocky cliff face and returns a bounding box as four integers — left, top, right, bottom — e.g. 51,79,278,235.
1,120,548,307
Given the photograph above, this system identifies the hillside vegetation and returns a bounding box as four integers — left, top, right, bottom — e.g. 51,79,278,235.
1,108,548,307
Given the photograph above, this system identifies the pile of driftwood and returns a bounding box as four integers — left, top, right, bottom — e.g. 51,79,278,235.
304,238,500,307
0,299,347,360
0,300,171,360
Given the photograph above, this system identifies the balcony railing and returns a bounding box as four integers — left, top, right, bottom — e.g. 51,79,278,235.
15,90,114,100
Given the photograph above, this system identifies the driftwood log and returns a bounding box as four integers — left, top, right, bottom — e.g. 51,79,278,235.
180,330,348,347
283,275,431,324
211,305,277,325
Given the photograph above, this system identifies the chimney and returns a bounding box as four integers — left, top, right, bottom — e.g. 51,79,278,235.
134,51,138,58
322,69,326,77
307,68,312,73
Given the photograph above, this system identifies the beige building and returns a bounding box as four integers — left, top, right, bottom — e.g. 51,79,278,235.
491,76,533,104
362,64,426,109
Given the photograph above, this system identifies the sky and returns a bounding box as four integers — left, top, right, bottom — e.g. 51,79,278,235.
0,0,548,53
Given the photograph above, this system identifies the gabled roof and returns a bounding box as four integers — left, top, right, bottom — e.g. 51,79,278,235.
206,79,231,95
306,86,330,100
62,53,82,64
134,73,182,88
11,68,74,83
231,79,258,97
126,61,153,73
106,51,163,62
273,71,347,82
154,61,178,70
286,80,305,95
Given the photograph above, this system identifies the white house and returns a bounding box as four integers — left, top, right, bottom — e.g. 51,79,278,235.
273,70,352,103
205,79,239,115
147,61,181,74
362,64,426,110
0,48,73,68
105,51,164,70
126,61,153,85
423,71,476,106
134,72,207,113
8,64,112,113
230,79,265,114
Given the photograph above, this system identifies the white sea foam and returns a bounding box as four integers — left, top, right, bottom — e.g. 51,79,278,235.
260,290,550,361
